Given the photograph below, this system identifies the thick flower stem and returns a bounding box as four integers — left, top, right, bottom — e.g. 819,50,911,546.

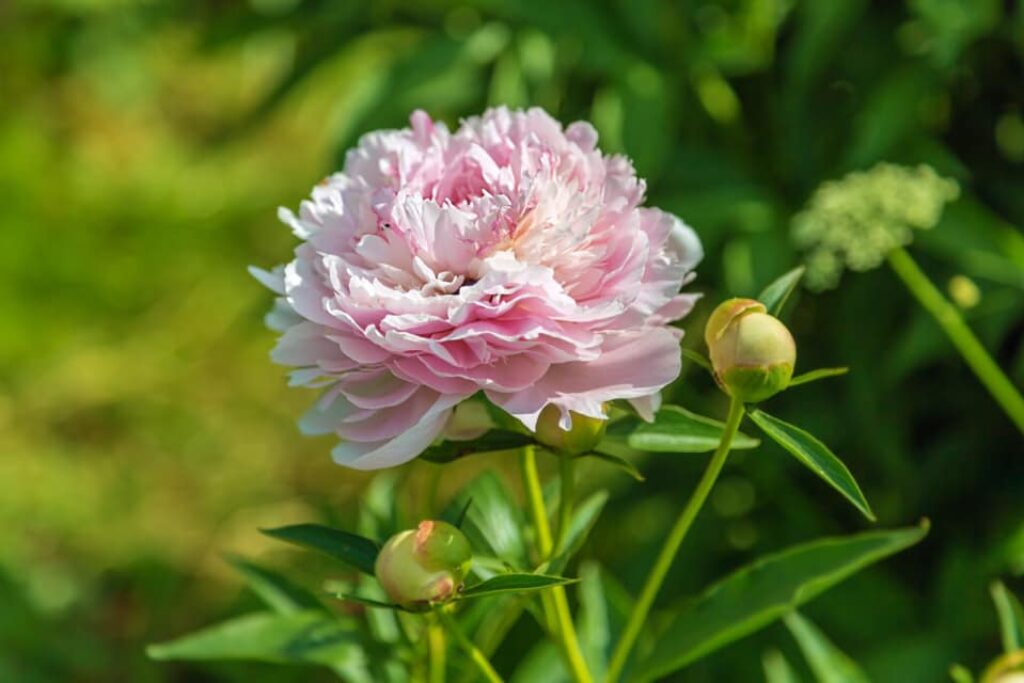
605,397,746,683
888,247,1024,434
437,609,504,683
520,446,594,683
426,613,446,683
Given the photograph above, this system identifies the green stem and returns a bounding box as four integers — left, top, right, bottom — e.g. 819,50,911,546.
521,446,554,557
520,446,594,683
555,455,575,557
605,397,746,683
888,247,1024,434
427,613,446,683
437,609,504,683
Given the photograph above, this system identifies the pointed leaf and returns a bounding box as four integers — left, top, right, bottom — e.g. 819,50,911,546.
458,573,578,599
441,497,474,530
442,471,527,567
758,267,805,316
991,581,1024,653
420,429,533,463
682,348,712,372
147,610,364,668
604,405,759,454
763,650,803,683
637,522,929,680
579,451,645,481
789,367,850,387
785,611,870,683
227,555,325,615
333,593,409,612
748,410,874,521
549,491,610,574
948,664,974,683
262,524,380,575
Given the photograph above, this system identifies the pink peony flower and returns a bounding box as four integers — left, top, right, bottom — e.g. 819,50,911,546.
252,107,702,469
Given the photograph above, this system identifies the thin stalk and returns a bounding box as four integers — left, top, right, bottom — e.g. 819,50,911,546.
426,613,446,683
520,446,594,683
437,609,504,683
605,397,746,683
888,247,1024,434
555,454,575,556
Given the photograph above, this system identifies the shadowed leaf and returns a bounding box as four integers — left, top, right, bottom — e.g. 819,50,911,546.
262,525,380,575
637,522,928,680
749,410,874,521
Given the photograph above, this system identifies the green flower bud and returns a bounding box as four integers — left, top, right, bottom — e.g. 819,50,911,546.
374,520,472,609
534,404,607,455
705,298,796,403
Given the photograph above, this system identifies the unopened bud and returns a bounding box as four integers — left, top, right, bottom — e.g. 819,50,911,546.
534,405,607,455
374,520,472,608
705,298,796,403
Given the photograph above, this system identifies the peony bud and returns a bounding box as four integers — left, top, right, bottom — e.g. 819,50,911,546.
374,520,472,608
705,298,796,403
534,404,607,455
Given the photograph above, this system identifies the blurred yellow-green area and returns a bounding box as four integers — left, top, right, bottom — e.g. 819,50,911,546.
1,1,1023,681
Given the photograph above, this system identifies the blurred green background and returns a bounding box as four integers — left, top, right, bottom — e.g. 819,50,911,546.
2,1,1023,681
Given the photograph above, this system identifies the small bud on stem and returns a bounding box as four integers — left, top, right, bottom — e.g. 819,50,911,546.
374,520,472,609
705,298,796,403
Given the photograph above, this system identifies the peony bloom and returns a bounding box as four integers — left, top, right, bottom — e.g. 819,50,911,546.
252,107,702,469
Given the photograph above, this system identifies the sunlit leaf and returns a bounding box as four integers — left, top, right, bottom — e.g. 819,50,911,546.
785,611,870,683
443,471,528,567
789,367,850,387
748,410,874,521
763,649,803,683
603,405,760,454
991,581,1024,653
548,491,610,574
637,522,929,680
147,611,365,671
226,555,325,615
576,561,632,681
459,573,578,599
948,664,974,683
262,525,380,575
758,267,806,316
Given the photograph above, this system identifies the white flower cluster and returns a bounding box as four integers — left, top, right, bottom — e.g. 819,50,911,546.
792,163,959,290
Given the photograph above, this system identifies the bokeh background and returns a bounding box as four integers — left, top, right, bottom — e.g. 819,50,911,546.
2,1,1023,681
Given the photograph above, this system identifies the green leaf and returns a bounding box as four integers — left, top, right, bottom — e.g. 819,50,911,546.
226,555,325,615
549,491,610,574
147,610,365,669
789,367,850,387
785,611,871,683
261,524,380,575
991,581,1024,653
948,664,974,683
458,573,578,599
579,451,645,481
758,267,805,316
748,410,875,521
682,348,713,372
577,562,632,681
443,472,527,567
763,650,804,683
604,405,760,454
637,522,929,680
420,429,533,463
333,593,408,612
